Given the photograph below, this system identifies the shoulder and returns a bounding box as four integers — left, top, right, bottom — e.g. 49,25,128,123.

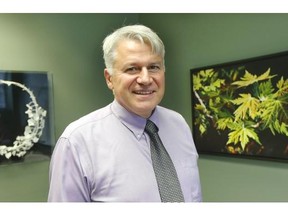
153,105,191,132
61,103,113,137
155,105,186,123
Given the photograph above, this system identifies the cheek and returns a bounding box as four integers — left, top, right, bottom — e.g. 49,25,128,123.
155,75,165,89
114,76,136,92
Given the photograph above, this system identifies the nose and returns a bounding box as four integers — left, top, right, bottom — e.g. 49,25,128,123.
137,67,152,85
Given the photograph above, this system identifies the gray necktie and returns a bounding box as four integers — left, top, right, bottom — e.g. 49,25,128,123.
145,119,184,202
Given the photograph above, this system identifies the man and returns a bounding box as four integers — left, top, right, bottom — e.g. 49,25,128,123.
48,24,202,202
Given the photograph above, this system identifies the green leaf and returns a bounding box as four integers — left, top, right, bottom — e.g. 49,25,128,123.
269,119,288,136
231,68,276,88
280,122,288,136
193,74,202,91
232,93,260,120
258,80,274,98
199,69,214,79
216,117,233,130
276,76,288,96
199,124,206,135
260,99,287,129
227,125,261,150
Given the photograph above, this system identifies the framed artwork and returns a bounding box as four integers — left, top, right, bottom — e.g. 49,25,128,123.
0,70,54,164
190,51,288,162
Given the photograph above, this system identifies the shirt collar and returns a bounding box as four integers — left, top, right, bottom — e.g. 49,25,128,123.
148,108,159,127
111,100,147,140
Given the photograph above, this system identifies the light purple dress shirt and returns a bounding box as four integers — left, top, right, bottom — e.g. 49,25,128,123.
48,100,202,202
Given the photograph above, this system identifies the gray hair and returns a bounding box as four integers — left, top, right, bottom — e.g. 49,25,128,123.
102,24,165,74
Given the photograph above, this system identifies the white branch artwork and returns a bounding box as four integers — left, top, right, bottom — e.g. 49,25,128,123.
0,80,47,159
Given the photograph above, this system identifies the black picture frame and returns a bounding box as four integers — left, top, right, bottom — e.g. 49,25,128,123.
190,51,288,162
0,70,55,164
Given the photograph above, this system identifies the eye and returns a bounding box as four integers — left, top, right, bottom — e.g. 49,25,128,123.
148,64,161,73
125,67,140,74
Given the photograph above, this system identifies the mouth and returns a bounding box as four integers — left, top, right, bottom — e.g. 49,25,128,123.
133,90,155,95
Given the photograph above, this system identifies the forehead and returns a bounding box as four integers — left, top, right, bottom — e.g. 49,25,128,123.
116,39,151,52
115,40,162,62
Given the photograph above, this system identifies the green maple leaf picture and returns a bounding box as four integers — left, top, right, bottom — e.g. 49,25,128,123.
191,52,288,160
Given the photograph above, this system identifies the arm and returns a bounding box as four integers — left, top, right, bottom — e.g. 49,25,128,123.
181,115,203,202
47,137,91,202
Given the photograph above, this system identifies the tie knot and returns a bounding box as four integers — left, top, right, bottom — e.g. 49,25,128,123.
145,119,159,134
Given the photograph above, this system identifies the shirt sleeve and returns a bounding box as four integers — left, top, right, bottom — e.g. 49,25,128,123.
47,137,91,202
180,115,203,201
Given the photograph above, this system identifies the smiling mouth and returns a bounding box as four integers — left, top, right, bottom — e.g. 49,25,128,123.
133,90,155,95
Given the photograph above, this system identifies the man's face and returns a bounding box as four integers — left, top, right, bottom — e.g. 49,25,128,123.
104,39,165,118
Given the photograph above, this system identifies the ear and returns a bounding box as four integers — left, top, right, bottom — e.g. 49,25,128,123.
104,69,114,90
